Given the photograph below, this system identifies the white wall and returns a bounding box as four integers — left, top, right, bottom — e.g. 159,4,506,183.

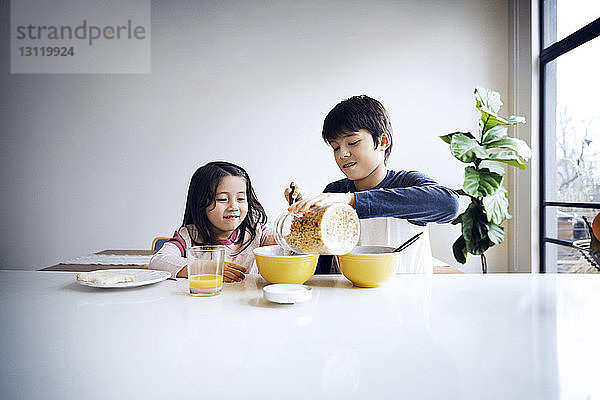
0,0,511,272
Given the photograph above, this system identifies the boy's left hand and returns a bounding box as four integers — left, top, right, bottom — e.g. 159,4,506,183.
288,193,355,213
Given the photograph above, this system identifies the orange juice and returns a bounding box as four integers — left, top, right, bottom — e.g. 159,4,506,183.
187,246,225,296
189,274,223,296
190,274,223,289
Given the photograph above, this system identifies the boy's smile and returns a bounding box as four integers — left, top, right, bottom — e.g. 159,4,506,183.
341,161,357,170
329,129,390,190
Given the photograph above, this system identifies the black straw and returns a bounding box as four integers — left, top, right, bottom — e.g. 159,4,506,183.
394,232,423,253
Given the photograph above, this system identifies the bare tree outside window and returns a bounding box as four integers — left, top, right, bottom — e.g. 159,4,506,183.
556,106,600,204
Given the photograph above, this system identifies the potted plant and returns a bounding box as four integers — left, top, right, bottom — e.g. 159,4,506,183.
440,87,531,273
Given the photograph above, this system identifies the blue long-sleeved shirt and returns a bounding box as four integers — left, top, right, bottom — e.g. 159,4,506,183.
324,169,459,226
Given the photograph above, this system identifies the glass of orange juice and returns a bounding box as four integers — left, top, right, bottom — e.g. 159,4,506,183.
187,245,225,296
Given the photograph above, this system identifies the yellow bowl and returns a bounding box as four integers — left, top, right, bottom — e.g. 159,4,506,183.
338,246,400,287
253,245,318,284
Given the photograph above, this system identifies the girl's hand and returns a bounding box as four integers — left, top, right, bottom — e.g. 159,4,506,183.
284,183,304,205
176,266,188,278
224,262,247,283
288,193,355,214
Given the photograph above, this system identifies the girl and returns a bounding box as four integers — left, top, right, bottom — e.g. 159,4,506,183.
149,161,276,281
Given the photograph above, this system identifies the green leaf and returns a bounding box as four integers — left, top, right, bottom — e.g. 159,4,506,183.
465,235,490,255
451,213,464,225
463,166,503,197
481,112,510,133
506,115,526,124
452,236,467,264
485,137,532,162
479,160,505,175
482,126,507,144
450,134,488,163
475,87,503,114
440,131,476,144
474,87,525,134
486,150,527,169
487,223,505,245
482,186,512,224
481,111,527,133
462,202,491,255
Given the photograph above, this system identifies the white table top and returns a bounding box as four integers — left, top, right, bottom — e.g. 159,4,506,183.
1,270,599,400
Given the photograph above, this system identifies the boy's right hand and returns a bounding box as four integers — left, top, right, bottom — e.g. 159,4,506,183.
283,183,303,205
287,192,355,214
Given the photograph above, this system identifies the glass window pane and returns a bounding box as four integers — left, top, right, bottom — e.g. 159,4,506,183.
545,207,598,241
543,0,600,48
544,37,600,203
548,243,583,273
544,207,600,273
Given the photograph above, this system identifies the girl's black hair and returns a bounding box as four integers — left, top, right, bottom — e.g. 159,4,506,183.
182,161,267,255
322,95,393,163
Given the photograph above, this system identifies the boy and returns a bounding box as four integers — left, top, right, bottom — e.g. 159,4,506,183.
285,95,459,273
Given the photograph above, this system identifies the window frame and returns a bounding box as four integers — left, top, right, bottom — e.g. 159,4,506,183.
538,5,600,272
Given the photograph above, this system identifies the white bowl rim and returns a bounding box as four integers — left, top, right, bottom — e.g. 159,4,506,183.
343,245,397,255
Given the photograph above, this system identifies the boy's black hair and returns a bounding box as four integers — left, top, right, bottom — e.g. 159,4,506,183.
322,95,393,163
182,161,267,255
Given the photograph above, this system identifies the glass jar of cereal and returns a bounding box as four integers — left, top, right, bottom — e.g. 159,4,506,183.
273,203,360,255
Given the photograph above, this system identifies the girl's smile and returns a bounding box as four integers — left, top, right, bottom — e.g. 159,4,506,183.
206,175,248,240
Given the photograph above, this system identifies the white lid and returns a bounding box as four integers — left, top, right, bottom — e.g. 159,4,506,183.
263,284,312,304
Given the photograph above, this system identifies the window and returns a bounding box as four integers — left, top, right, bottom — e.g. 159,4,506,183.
540,1,600,272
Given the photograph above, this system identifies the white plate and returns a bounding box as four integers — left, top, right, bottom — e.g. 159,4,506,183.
263,284,312,304
76,269,171,288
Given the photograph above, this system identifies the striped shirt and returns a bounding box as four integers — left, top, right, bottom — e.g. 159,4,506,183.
149,224,276,278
